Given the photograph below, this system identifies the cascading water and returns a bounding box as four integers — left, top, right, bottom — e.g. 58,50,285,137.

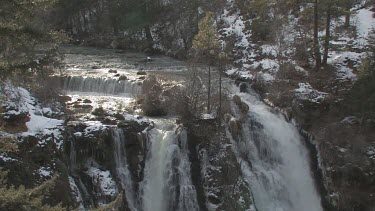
230,88,323,211
64,76,142,96
141,120,199,211
112,129,137,211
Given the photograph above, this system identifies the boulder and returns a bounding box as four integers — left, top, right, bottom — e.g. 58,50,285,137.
232,95,242,105
108,69,117,73
137,71,147,75
239,101,249,114
229,118,241,138
239,82,248,93
118,75,127,81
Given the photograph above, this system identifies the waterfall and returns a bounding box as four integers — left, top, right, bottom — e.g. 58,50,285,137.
112,128,137,211
63,76,142,96
230,89,323,211
141,122,199,211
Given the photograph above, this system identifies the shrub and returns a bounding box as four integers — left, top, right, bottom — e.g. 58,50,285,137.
92,107,105,116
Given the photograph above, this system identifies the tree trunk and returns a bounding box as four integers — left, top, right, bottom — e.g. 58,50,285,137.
144,25,153,50
314,0,321,71
207,65,211,113
344,7,351,28
323,5,331,65
218,62,222,122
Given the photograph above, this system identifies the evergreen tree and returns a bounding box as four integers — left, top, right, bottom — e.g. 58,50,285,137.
192,12,221,113
0,169,64,211
0,0,64,78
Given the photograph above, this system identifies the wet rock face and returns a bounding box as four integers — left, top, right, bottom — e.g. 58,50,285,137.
188,120,254,211
66,119,150,209
311,121,375,210
118,120,150,184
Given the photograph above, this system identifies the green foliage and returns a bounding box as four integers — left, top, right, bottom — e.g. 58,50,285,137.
248,0,274,41
344,31,375,121
192,12,221,63
0,0,66,78
140,75,168,116
93,194,123,211
92,107,106,116
0,137,19,154
0,169,64,211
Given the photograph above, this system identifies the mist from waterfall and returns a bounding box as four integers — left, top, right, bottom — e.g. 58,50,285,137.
230,88,323,211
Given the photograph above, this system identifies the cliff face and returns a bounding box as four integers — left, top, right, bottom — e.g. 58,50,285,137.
188,119,255,211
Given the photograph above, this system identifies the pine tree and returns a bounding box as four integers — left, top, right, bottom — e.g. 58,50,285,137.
192,12,221,113
0,0,65,78
0,169,64,211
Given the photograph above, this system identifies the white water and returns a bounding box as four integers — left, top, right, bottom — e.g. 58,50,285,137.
64,76,142,96
112,129,137,211
141,121,199,211
231,88,323,211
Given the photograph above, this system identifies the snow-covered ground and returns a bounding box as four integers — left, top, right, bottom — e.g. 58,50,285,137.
1,82,64,149
220,2,375,84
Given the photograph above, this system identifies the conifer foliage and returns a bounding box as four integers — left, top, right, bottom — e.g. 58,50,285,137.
0,0,64,77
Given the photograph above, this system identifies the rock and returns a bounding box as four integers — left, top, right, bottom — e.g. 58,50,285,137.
108,69,117,73
235,78,247,86
114,73,120,77
113,113,125,120
73,104,93,109
92,107,105,116
239,82,248,93
239,101,249,114
91,66,100,69
229,118,241,138
101,117,117,125
232,95,242,105
118,75,127,81
138,76,146,80
137,71,147,75
83,99,92,104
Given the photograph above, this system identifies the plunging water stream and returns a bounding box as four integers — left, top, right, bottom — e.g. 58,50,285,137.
141,120,199,211
231,87,323,211
63,45,323,211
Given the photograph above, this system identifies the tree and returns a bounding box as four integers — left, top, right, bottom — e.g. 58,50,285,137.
345,31,375,123
0,0,64,78
192,12,221,113
341,0,356,28
313,0,322,71
0,169,64,211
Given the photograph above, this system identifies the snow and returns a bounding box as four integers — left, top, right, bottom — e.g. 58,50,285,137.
123,113,149,125
328,51,363,81
261,45,278,57
258,72,275,82
1,83,64,150
294,83,328,103
226,68,239,76
354,8,375,46
86,166,118,198
38,166,53,178
0,153,17,162
83,121,105,134
367,147,375,160
202,113,215,120
341,116,359,125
